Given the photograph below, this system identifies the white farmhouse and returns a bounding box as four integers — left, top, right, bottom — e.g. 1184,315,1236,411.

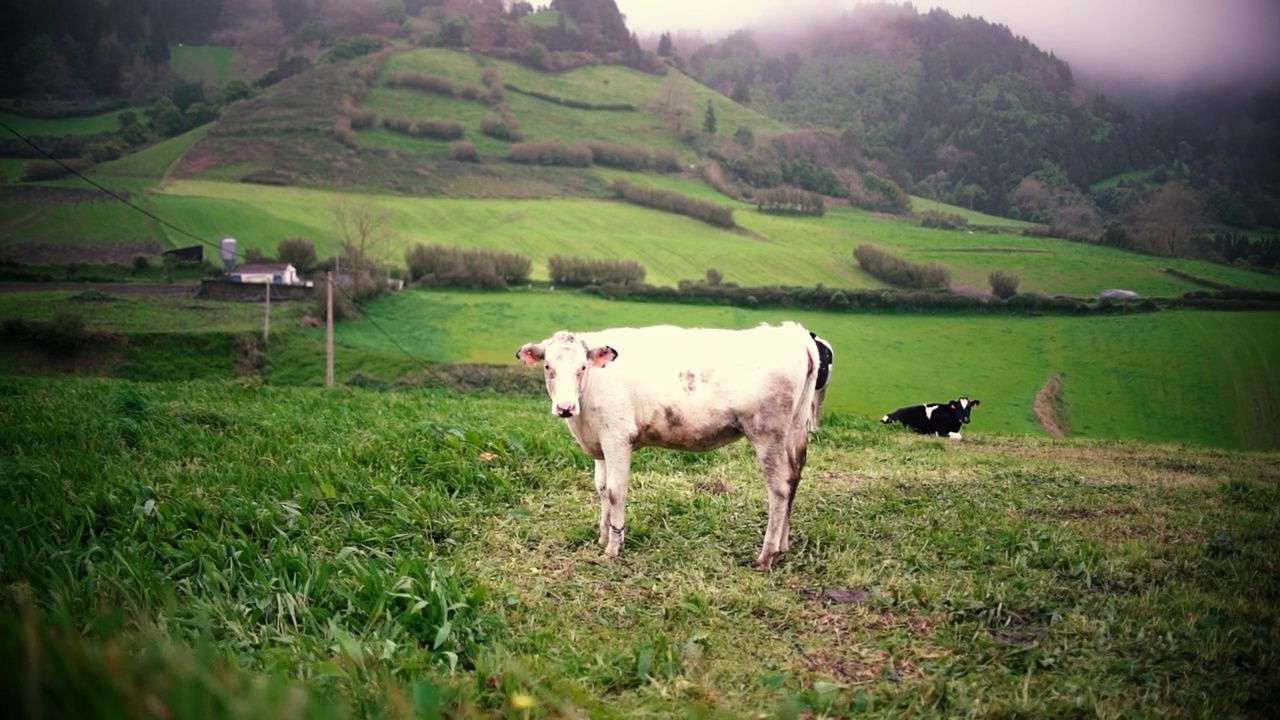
228,262,311,286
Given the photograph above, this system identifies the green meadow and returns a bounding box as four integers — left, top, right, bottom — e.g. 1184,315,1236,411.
322,289,1280,450
169,44,245,84
2,377,1277,718
0,105,147,138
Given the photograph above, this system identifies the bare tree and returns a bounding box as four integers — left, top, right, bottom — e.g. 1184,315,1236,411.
1132,184,1204,257
651,75,692,135
330,197,396,297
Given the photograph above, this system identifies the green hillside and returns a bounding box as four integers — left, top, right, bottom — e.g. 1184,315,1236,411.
169,45,245,84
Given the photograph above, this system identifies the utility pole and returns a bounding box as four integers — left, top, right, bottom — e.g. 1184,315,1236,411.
263,280,270,345
325,270,334,387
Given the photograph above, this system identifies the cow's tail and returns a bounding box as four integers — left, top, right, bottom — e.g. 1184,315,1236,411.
793,327,834,435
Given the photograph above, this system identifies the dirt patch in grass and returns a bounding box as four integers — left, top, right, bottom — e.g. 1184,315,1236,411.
1032,372,1070,437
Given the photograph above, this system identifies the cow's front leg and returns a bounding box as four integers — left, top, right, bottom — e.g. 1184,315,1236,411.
600,442,633,558
594,459,609,547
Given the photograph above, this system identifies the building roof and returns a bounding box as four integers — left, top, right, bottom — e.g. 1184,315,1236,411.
230,263,294,274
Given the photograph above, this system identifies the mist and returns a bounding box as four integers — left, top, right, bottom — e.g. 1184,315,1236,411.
617,0,1280,92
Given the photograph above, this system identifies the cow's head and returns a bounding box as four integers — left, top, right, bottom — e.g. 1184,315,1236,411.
949,397,980,424
516,332,618,418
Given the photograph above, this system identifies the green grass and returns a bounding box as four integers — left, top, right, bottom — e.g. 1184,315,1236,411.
148,180,1280,296
376,48,787,155
908,194,1032,228
0,290,295,333
324,289,1280,450
85,125,210,191
169,45,245,84
0,105,148,138
1,376,1277,717
1090,168,1158,190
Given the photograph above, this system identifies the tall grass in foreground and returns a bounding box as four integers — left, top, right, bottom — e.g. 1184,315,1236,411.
1,377,1278,717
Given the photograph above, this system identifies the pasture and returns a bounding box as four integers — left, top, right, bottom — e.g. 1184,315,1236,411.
169,45,246,84
0,105,147,138
327,290,1280,450
1,377,1276,718
18,178,1257,295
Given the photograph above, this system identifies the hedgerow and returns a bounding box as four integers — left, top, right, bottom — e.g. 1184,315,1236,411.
853,244,951,290
612,179,735,229
548,255,645,286
405,243,531,288
506,140,591,167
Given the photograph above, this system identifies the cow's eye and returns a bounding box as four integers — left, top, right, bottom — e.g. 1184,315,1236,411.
545,367,555,378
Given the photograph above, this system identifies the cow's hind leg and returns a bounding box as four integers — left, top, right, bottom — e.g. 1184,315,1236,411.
778,440,807,554
748,430,801,570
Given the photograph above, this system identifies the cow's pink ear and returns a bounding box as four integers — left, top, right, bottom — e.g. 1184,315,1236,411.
516,344,543,366
971,400,980,407
587,345,618,367
949,401,957,408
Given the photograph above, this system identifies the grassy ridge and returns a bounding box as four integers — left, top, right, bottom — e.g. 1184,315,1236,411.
1,377,1277,717
330,290,1280,449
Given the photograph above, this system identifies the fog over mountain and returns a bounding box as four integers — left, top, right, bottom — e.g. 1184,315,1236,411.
618,0,1280,92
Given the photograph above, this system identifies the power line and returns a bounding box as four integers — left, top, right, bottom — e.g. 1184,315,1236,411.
0,119,427,367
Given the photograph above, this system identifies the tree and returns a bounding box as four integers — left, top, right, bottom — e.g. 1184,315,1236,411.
330,197,396,299
277,236,318,270
651,75,692,135
1132,184,1204,257
703,100,717,134
147,97,186,138
657,32,673,57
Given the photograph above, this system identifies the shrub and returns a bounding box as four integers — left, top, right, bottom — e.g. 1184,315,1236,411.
480,115,522,141
448,141,479,162
756,186,825,216
989,271,1021,299
548,255,646,287
384,71,455,96
919,210,968,230
413,119,464,141
507,140,591,167
332,116,357,148
277,237,318,270
322,34,389,63
20,158,92,182
853,244,950,290
405,243,531,288
584,141,651,171
612,179,735,229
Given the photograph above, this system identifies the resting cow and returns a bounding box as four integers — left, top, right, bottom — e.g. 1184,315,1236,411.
517,323,834,570
881,397,980,440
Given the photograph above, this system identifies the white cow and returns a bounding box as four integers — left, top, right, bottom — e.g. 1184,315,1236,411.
516,322,833,569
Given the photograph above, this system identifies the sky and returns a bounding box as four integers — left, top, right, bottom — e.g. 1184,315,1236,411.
614,0,1280,90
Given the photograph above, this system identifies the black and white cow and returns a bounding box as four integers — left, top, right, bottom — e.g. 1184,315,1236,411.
881,397,980,440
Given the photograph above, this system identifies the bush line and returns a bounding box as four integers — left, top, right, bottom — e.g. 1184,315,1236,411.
612,179,735,229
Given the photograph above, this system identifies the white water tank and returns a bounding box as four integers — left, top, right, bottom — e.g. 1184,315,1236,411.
220,238,237,271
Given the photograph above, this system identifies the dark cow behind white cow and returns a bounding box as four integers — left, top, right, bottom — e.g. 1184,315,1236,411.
881,397,980,440
517,323,834,569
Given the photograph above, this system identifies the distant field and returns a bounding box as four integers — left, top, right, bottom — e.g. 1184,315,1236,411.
1090,168,1156,190
0,106,147,138
169,45,244,84
908,194,1031,228
373,48,787,155
145,180,1280,296
86,125,210,191
328,290,1280,450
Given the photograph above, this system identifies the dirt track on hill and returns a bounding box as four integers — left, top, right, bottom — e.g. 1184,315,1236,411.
0,282,198,295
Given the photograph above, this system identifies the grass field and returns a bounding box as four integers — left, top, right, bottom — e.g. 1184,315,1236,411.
139,180,1280,296
0,105,148,138
322,290,1280,450
169,45,245,84
908,194,1032,228
2,377,1277,717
